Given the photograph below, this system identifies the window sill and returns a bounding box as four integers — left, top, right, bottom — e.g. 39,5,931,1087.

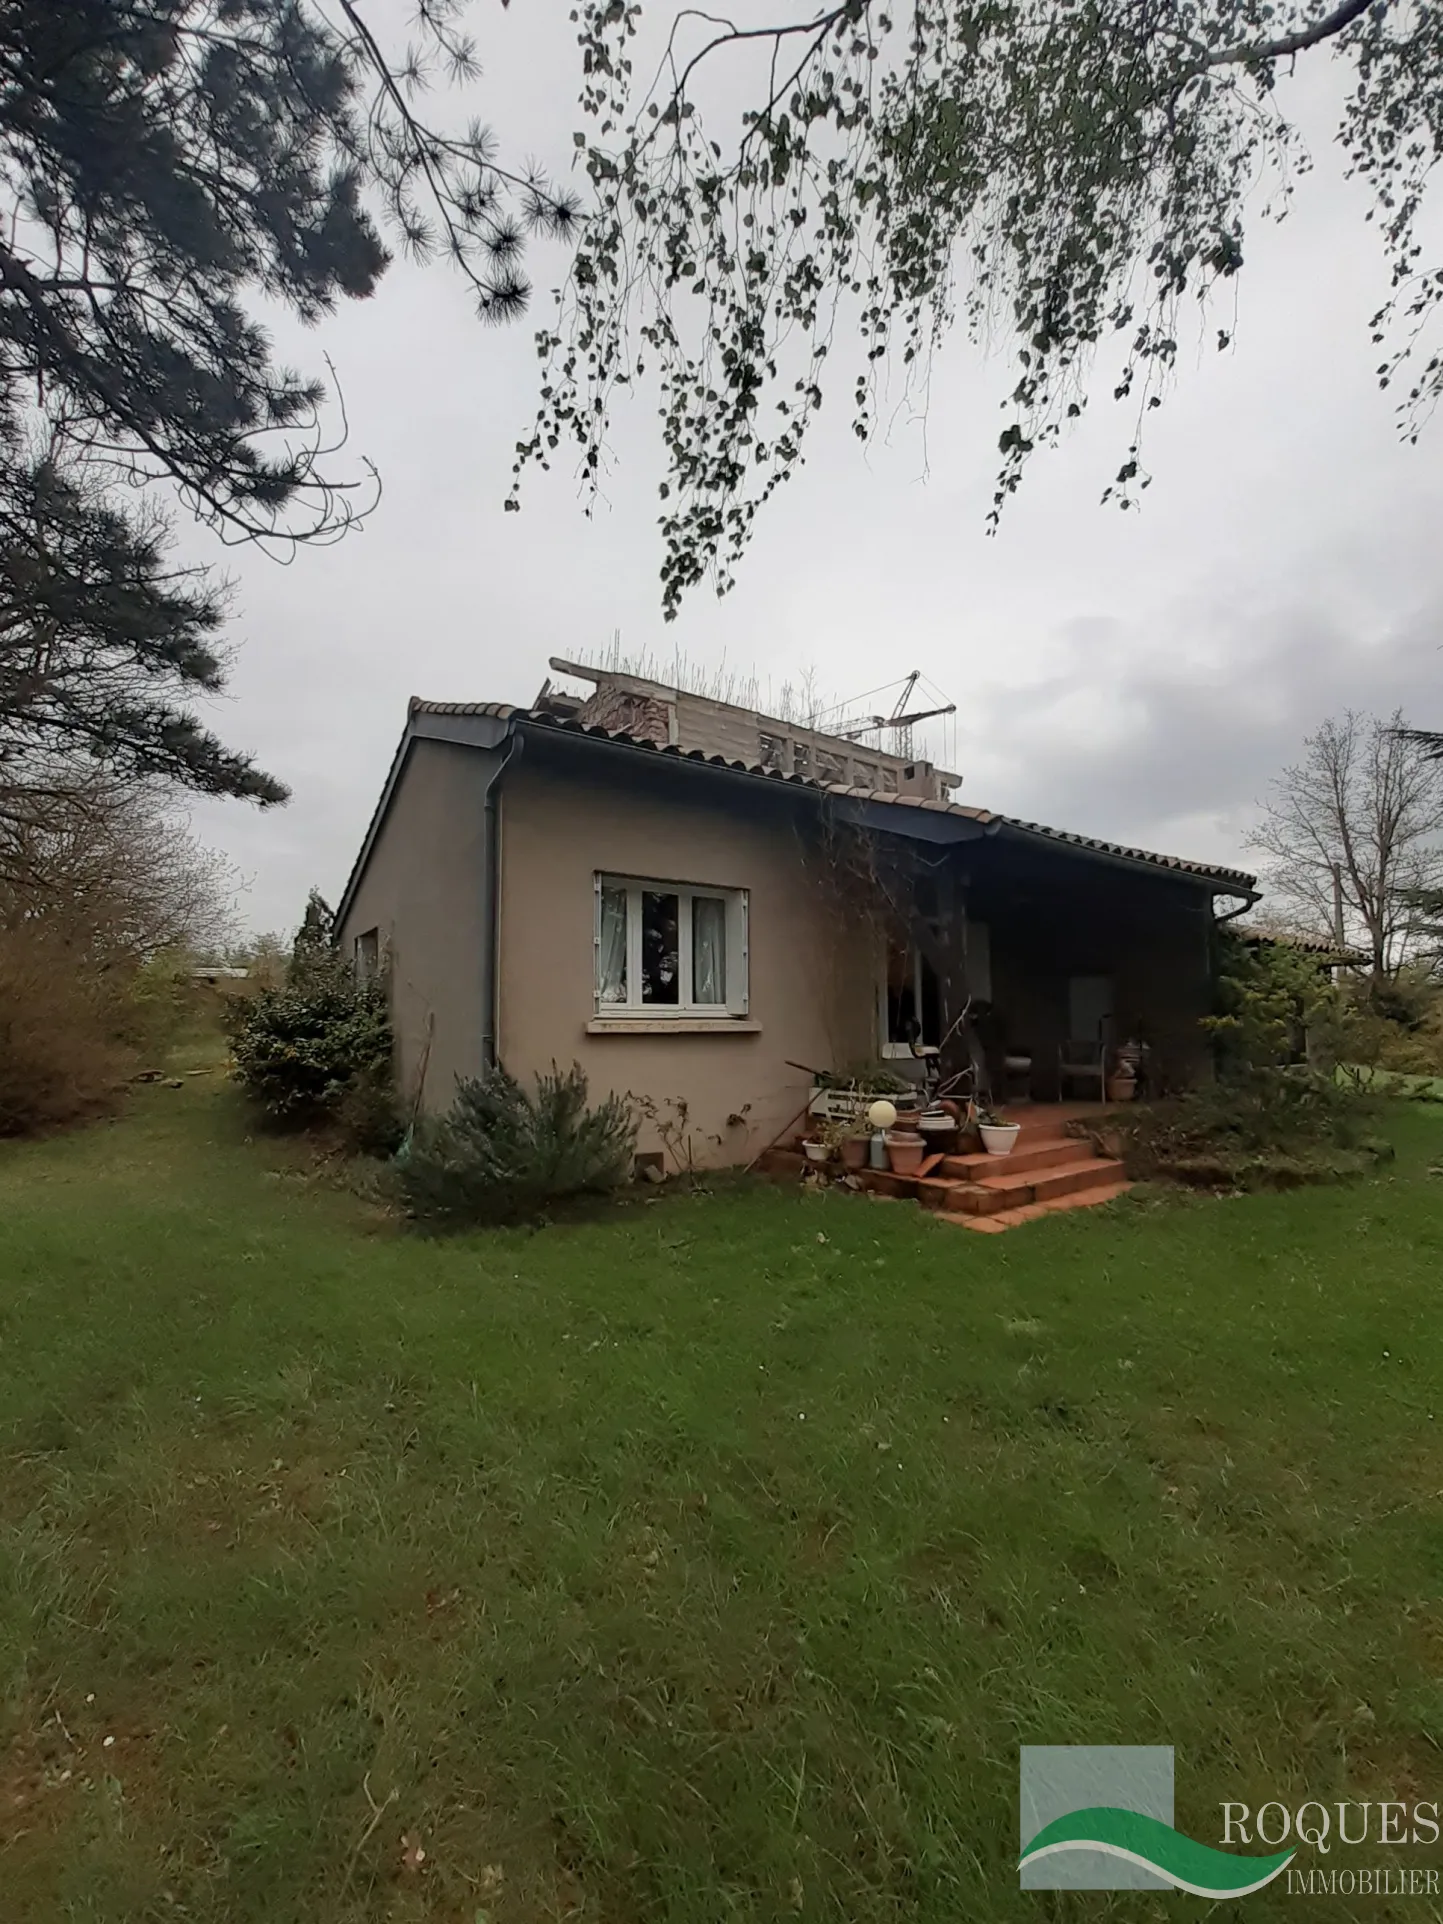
586,1016,761,1036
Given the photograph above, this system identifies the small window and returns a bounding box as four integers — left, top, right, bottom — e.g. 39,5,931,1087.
354,928,380,984
879,766,899,792
793,741,812,780
851,761,877,790
595,876,748,1017
758,731,789,771
816,747,848,784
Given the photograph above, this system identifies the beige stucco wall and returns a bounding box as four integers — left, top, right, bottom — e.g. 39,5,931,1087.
496,746,876,1169
337,737,492,1111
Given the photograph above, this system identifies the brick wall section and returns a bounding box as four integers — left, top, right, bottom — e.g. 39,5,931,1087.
577,687,674,745
672,690,949,796
674,692,763,765
569,675,956,798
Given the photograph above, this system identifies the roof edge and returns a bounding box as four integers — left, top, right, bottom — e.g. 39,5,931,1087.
337,698,1257,911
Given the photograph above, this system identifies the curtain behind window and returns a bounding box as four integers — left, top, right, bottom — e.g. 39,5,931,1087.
598,886,627,1002
692,896,726,1004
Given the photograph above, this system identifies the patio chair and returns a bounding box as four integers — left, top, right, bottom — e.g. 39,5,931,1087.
1057,1036,1107,1101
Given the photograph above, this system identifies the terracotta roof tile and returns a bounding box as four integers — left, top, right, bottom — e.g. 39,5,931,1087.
405,697,1256,890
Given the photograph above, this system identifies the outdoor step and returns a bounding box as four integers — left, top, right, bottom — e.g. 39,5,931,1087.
979,1155,1125,1201
1031,1156,1127,1200
996,1106,1117,1141
999,1115,1076,1141
944,1182,1017,1218
915,1176,972,1211
942,1139,1093,1180
942,1156,1125,1214
945,1181,1133,1232
856,1167,920,1201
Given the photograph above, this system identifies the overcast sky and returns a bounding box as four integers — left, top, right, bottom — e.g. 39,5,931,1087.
182,5,1443,935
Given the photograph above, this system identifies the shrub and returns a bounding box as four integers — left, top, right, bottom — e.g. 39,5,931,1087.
1342,965,1443,1078
0,778,231,1134
228,890,400,1147
1097,934,1389,1190
1107,1076,1390,1191
228,970,395,1135
397,1063,638,1229
0,924,133,1134
812,1060,913,1094
333,1061,407,1156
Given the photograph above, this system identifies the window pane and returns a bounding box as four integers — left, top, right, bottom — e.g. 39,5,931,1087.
597,886,628,1003
692,896,727,1004
641,891,680,1004
885,939,915,1044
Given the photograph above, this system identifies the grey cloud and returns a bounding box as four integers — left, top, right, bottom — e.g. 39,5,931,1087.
958,594,1443,866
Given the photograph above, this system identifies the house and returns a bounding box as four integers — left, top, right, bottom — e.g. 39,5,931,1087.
336,662,1258,1168
1236,923,1366,978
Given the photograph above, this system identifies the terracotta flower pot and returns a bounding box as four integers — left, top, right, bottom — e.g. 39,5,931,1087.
885,1129,925,1175
840,1135,869,1171
892,1107,922,1132
1105,1074,1137,1104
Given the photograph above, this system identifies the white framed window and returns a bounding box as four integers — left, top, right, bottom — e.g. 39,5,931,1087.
594,875,749,1017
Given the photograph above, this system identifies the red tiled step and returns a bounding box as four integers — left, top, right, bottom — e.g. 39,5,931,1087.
915,1175,972,1211
943,1155,1126,1215
857,1167,920,1201
944,1180,1133,1231
941,1138,1094,1180
997,1155,1124,1200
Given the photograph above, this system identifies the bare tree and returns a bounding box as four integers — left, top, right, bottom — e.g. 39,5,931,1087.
1247,712,1443,978
0,770,237,1132
0,771,235,962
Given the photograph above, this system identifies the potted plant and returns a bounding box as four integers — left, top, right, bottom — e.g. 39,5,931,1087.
839,1125,870,1171
1106,1039,1141,1104
917,1107,960,1153
885,1127,926,1175
977,1107,1021,1156
808,1114,867,1167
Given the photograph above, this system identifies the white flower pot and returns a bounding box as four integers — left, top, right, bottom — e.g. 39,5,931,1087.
979,1121,1021,1156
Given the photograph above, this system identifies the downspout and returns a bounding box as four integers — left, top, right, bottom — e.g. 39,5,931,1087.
1213,890,1260,926
480,728,524,1070
1206,888,1261,1082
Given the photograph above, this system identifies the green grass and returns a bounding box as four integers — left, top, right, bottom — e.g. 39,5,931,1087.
1348,1064,1443,1103
3,1066,1443,1921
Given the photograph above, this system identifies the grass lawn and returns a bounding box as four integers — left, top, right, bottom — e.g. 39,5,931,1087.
3,1065,1443,1922
1350,1066,1443,1104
